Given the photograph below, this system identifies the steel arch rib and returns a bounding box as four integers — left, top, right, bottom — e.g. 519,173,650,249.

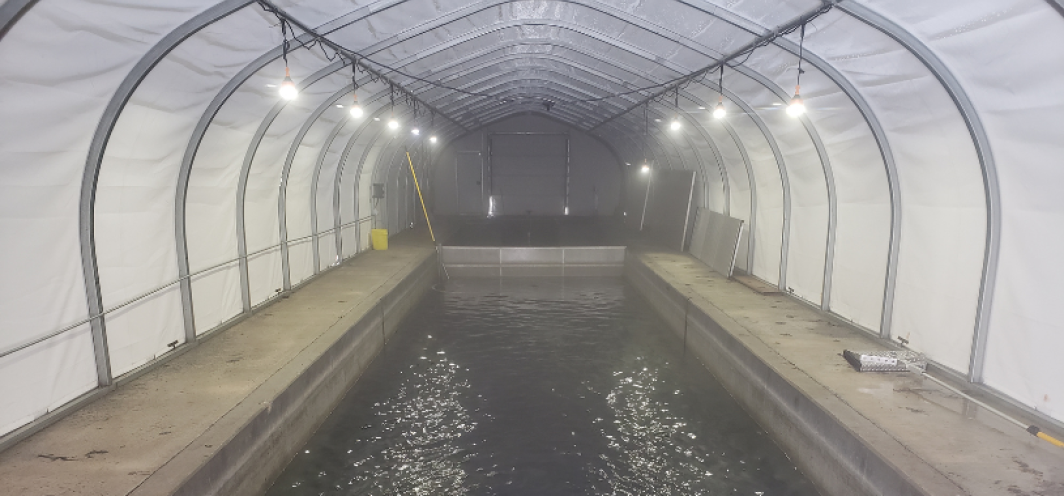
109,0,832,345
277,84,355,291
718,120,759,272
0,0,37,40
837,1,1001,381
180,3,832,268
78,0,254,383
235,60,348,311
257,17,791,283
276,80,401,289
333,105,402,257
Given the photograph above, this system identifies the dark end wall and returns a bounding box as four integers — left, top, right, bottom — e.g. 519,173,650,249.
431,113,622,216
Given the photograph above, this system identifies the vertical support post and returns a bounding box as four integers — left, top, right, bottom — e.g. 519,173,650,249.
640,170,652,231
564,136,571,214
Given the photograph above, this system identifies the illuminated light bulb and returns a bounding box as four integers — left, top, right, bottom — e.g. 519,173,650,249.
411,128,420,136
349,92,364,118
429,135,438,144
278,68,298,100
387,118,399,130
787,91,806,117
669,119,681,131
713,100,726,119
641,164,650,174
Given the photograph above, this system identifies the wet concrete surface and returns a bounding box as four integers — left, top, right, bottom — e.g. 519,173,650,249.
631,246,1064,496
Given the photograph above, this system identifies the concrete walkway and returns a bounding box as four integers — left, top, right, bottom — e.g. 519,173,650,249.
632,246,1064,496
0,231,436,496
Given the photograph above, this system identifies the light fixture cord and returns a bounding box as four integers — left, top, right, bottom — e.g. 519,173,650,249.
643,103,648,163
796,22,806,93
281,20,289,67
719,65,724,102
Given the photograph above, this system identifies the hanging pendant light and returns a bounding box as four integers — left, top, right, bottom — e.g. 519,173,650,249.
277,21,297,100
787,88,806,117
669,89,682,130
788,22,809,118
279,67,298,100
713,99,726,119
429,135,438,144
387,84,399,130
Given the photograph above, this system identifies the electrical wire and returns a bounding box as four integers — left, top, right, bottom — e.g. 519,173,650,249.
257,0,833,115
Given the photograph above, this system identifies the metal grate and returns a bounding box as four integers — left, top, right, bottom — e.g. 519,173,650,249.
843,350,927,373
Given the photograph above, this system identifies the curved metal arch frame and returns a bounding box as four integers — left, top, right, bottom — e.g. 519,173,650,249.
177,5,842,301
236,59,350,311
429,72,707,180
371,3,895,319
333,105,428,257
70,0,923,383
388,38,781,266
836,1,1001,382
717,119,759,270
0,0,37,41
351,16,837,301
308,96,400,272
80,0,255,384
277,84,357,291
402,46,765,215
0,0,1029,448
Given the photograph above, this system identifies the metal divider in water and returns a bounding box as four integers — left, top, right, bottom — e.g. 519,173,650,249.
438,246,626,277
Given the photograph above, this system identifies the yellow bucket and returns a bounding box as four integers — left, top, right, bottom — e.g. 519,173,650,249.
371,229,389,250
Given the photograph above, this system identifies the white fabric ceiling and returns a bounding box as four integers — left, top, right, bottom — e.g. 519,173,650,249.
1,0,1063,437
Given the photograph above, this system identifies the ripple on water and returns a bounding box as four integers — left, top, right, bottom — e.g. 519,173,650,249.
267,277,820,496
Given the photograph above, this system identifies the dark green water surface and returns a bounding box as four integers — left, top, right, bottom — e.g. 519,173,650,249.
266,277,819,496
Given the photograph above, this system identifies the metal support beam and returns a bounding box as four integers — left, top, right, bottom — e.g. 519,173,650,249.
837,1,1001,382
236,60,347,311
0,0,36,40
277,85,354,291
81,0,253,384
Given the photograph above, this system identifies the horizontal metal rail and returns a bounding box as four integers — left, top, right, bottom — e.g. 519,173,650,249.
0,216,374,360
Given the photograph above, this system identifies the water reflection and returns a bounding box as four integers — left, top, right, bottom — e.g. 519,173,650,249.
347,356,476,495
268,278,818,496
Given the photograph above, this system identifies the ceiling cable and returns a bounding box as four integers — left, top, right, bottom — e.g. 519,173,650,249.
591,2,832,130
258,0,831,122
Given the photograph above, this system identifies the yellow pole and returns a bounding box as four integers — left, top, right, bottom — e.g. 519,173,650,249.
407,152,436,244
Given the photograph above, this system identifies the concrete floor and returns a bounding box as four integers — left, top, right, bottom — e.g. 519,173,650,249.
0,231,436,496
632,245,1064,496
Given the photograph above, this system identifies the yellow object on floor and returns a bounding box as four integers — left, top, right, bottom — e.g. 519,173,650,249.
371,228,388,250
